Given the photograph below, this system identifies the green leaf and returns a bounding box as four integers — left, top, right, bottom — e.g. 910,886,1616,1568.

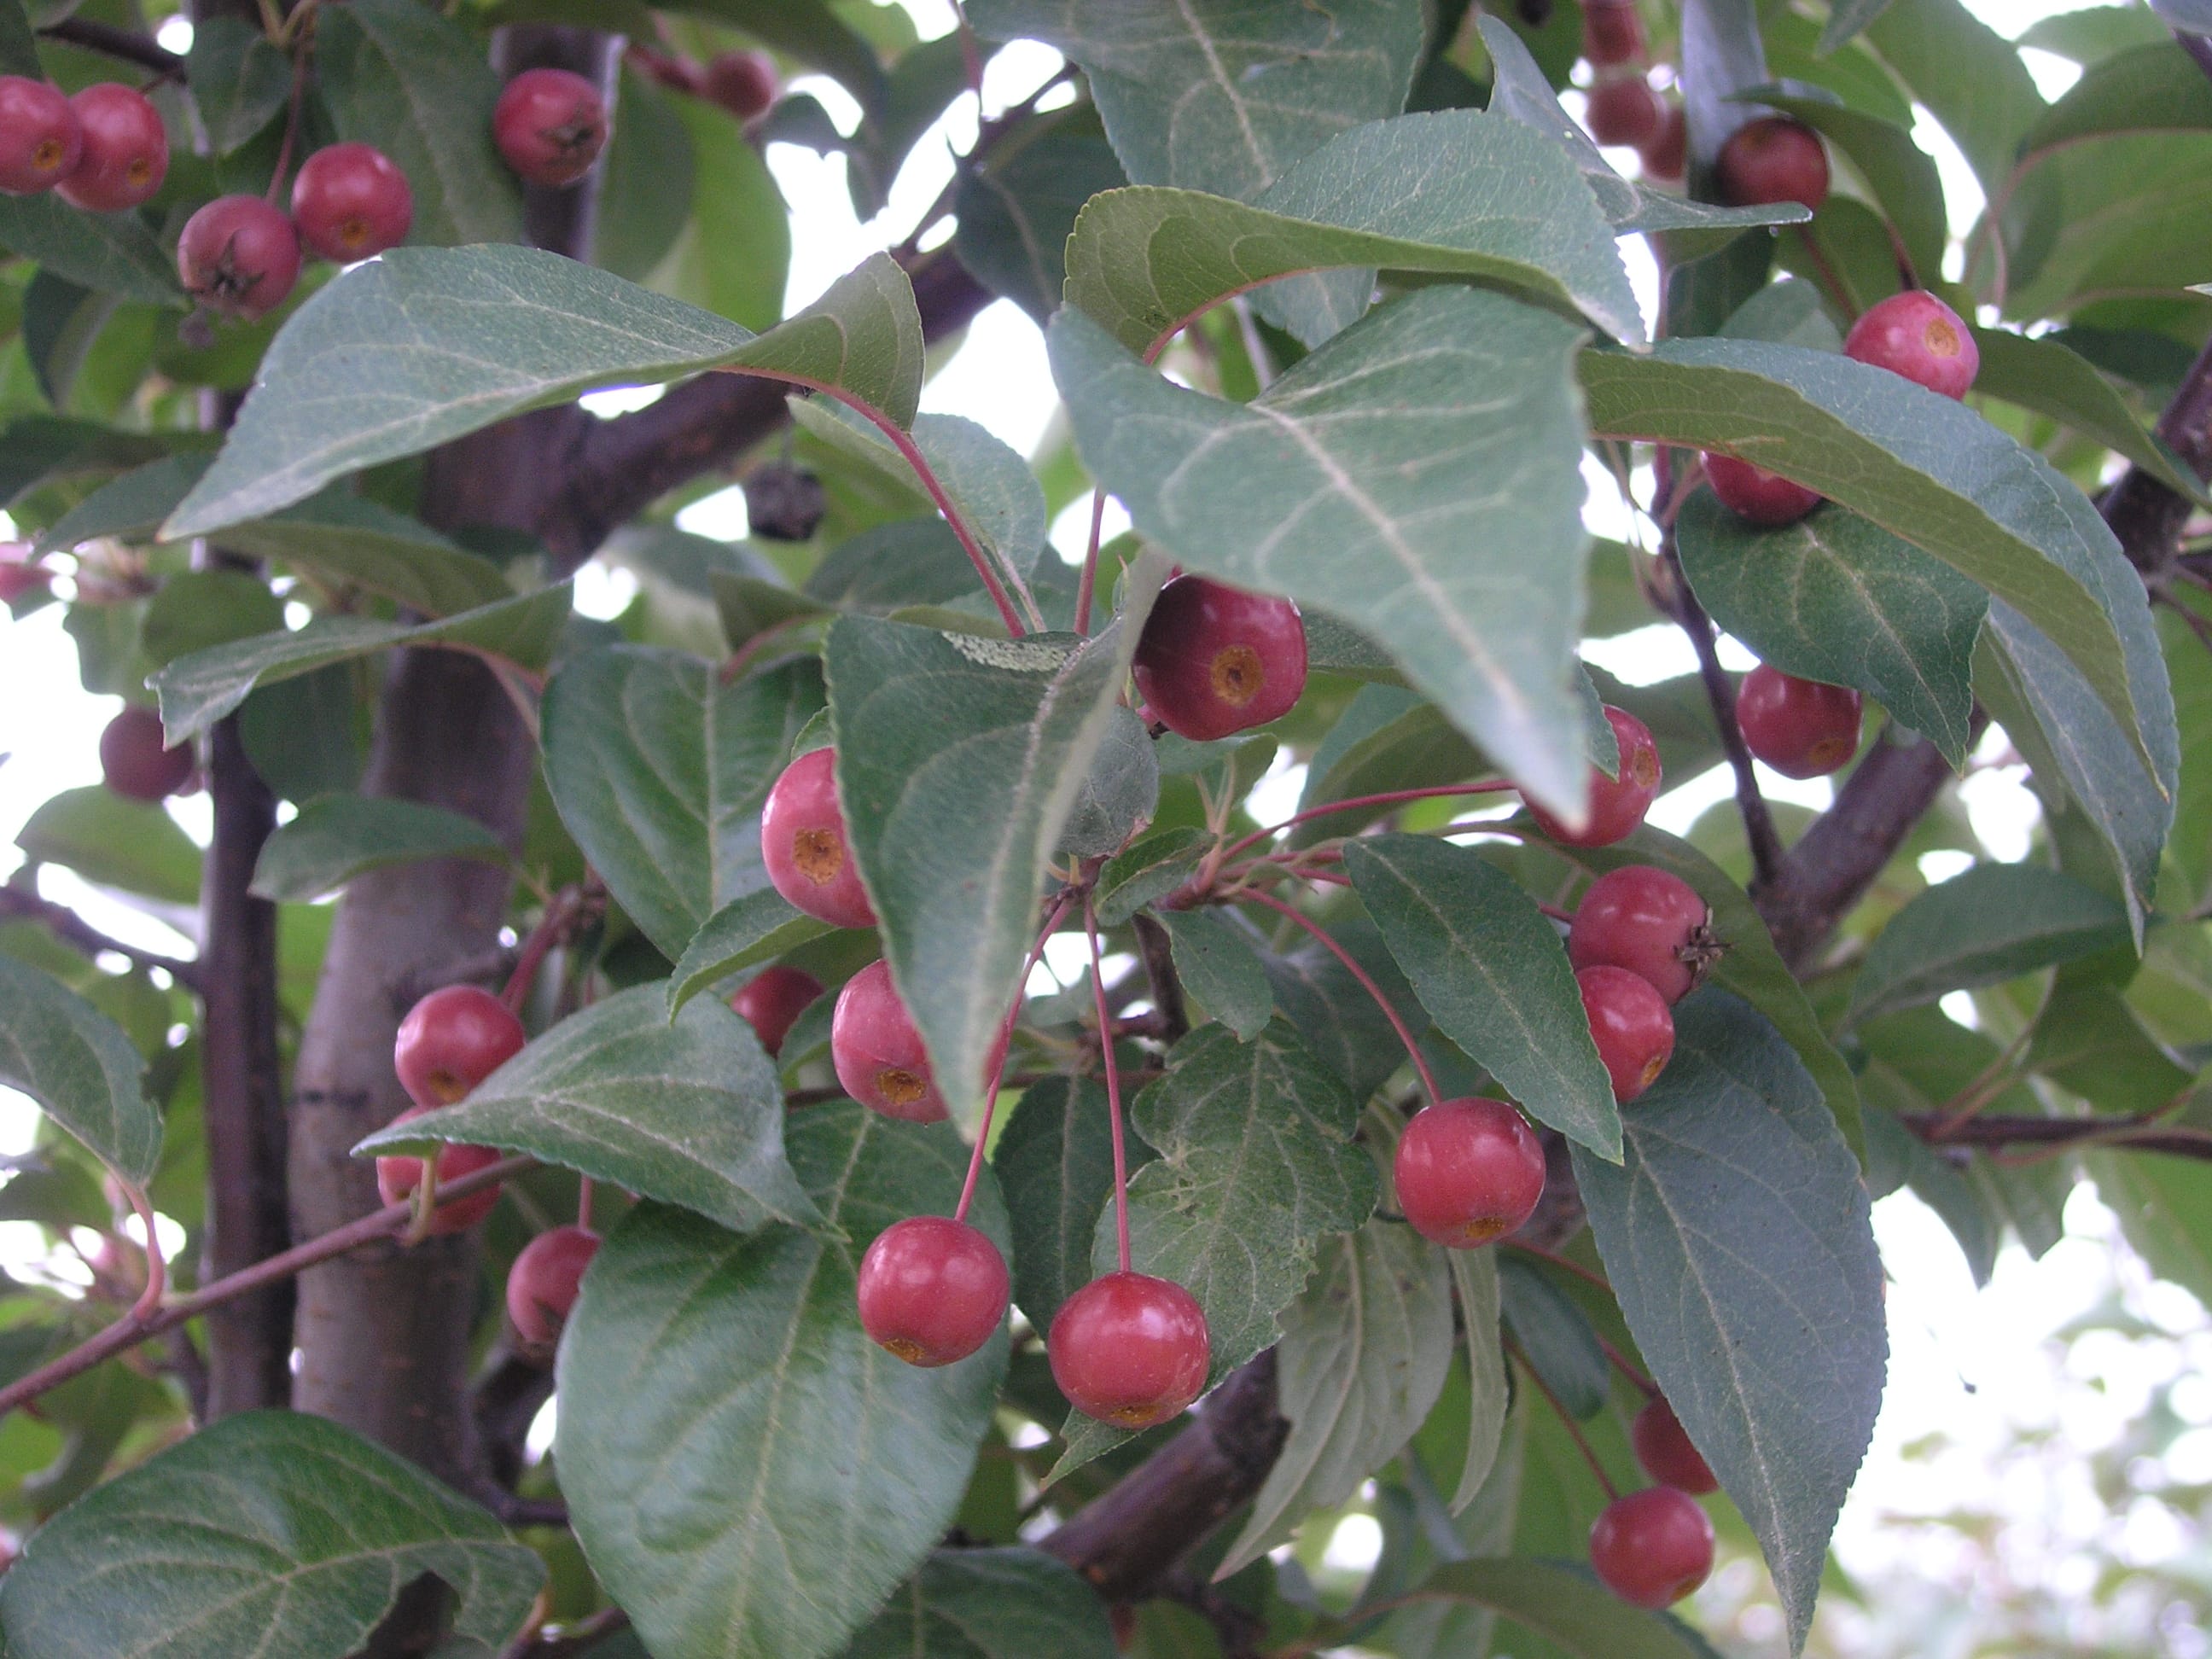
0,1410,543,1656
666,889,835,1017
0,194,182,308
218,492,517,617
652,96,794,333
675,0,890,116
1257,916,1423,1099
1065,108,1644,353
1819,0,1900,50
0,0,35,77
595,67,698,284
1970,326,2212,508
2018,40,2212,154
1093,827,1209,927
827,611,1150,1119
1858,1097,1997,1286
1674,491,1986,765
1158,909,1273,1040
1735,87,1946,284
955,109,1127,323
167,250,925,538
142,570,288,670
1218,1214,1453,1574
967,0,1424,204
1447,1249,1510,1510
1552,826,1866,1156
356,984,818,1234
16,784,203,906
249,795,506,902
997,1075,1127,1331
1054,286,1597,819
0,954,159,1185
1571,991,1885,1656
541,647,824,960
1095,1021,1380,1390
1580,339,2164,771
1865,0,2044,194
1499,1254,1609,1418
1976,603,2174,944
1846,863,2133,1024
1340,1557,1726,1658
315,0,522,246
841,1548,1117,1658
187,15,292,154
804,519,973,611
1998,131,2212,318
558,1105,1007,1659
1347,835,1621,1158
1058,706,1159,858
33,451,215,556
151,584,573,742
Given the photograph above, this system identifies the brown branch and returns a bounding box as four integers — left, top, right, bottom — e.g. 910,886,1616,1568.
0,884,201,987
0,1155,534,1423
38,19,185,78
1131,913,1190,1045
1904,1111,2212,1161
1672,571,1785,888
2100,330,2212,581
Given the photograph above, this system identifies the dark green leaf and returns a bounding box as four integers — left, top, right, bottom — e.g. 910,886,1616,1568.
1580,339,2165,771
151,584,573,742
2019,41,2212,154
0,0,34,76
954,109,1127,322
219,492,517,617
142,570,288,669
1499,1254,1609,1419
33,451,214,556
1256,915,1422,1098
1093,1021,1380,1390
654,96,793,333
0,1410,543,1656
238,667,367,803
558,1105,1007,1659
1719,276,1841,352
187,15,292,154
841,1547,1117,1658
1970,326,2212,508
1571,991,1886,1656
315,0,524,247
1674,491,1985,765
1859,1102,1997,1287
541,647,824,960
357,984,818,1234
1866,0,2044,193
1158,909,1273,1040
1736,87,1946,284
1347,835,1621,1158
1064,108,1644,352
967,0,1424,204
1094,829,1209,928
1335,1558,1725,1658
712,571,831,650
1848,863,2133,1024
804,519,975,611
667,888,835,1017
1058,706,1159,858
1220,1214,1452,1572
594,67,698,284
997,1075,1126,1330
168,250,925,538
21,275,119,415
16,784,203,905
1447,1249,1510,1510
0,193,181,308
1819,0,1899,50
0,954,159,1184
1055,286,1598,821
827,611,1150,1118
249,795,506,902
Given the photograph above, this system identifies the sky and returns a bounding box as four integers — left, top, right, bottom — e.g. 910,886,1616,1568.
0,2,2201,1647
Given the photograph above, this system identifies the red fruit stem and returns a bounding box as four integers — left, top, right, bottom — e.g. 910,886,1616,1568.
502,887,576,1012
1537,899,1573,923
1074,490,1107,636
953,889,1077,1224
1240,888,1441,1109
122,1179,165,1324
263,35,313,206
0,1153,534,1421
1507,1338,1621,1501
951,0,984,97
576,1175,595,1232
1603,1334,1657,1397
1084,897,1135,1274
1221,782,1512,863
1506,1240,1615,1297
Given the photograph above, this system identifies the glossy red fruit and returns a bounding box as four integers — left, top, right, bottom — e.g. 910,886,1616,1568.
1639,102,1685,181
493,67,608,187
1528,706,1662,849
375,1103,505,1233
731,965,824,1058
857,1215,1010,1366
833,959,941,1121
177,195,301,320
1583,0,1646,66
1590,1487,1716,1609
1394,1097,1547,1249
99,706,192,802
0,544,47,603
0,78,81,195
506,1224,601,1345
1132,573,1307,742
1633,1395,1719,1494
1716,115,1829,212
1050,1271,1211,1429
1703,452,1820,527
1569,865,1720,1005
1843,289,1979,400
704,49,779,121
1586,77,1660,148
55,84,166,212
290,142,414,261
1577,966,1675,1103
394,985,527,1109
761,746,877,929
1736,663,1864,779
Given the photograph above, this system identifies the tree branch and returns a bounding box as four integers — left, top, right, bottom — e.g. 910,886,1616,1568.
0,884,200,987
1671,568,1785,888
1905,1111,2212,1161
38,19,185,78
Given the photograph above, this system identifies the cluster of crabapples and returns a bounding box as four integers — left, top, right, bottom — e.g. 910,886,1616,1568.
1697,114,1984,783
1579,0,1685,181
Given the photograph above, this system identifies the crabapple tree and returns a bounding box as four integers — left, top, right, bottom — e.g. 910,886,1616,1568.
0,2,2208,1657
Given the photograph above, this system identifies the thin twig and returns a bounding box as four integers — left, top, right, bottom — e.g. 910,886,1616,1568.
38,18,184,77
1085,898,1135,1274
1239,888,1441,1109
1221,782,1513,864
0,885,201,987
1671,566,1785,888
1507,1341,1619,1501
